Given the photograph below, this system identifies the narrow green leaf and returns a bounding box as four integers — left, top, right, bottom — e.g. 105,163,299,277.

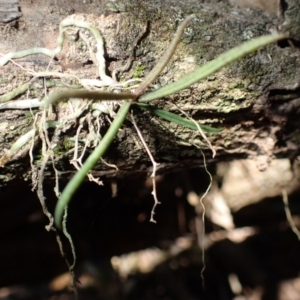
139,34,288,102
137,103,222,133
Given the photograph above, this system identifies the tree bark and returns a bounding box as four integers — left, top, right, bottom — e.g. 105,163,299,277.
1,0,300,184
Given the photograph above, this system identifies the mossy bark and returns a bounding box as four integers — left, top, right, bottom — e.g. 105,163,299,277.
1,0,300,185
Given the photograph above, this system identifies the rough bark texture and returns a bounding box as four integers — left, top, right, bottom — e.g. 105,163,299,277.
1,0,300,185
1,1,300,299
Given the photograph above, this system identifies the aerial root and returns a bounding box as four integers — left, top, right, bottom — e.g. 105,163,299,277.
282,189,300,240
131,111,161,223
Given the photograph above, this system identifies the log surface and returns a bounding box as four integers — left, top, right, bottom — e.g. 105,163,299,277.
0,0,300,184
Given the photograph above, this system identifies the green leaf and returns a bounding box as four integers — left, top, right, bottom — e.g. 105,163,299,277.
139,34,288,102
137,103,222,133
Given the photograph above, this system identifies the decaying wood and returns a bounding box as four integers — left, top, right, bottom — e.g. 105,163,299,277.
0,0,300,185
0,0,22,23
